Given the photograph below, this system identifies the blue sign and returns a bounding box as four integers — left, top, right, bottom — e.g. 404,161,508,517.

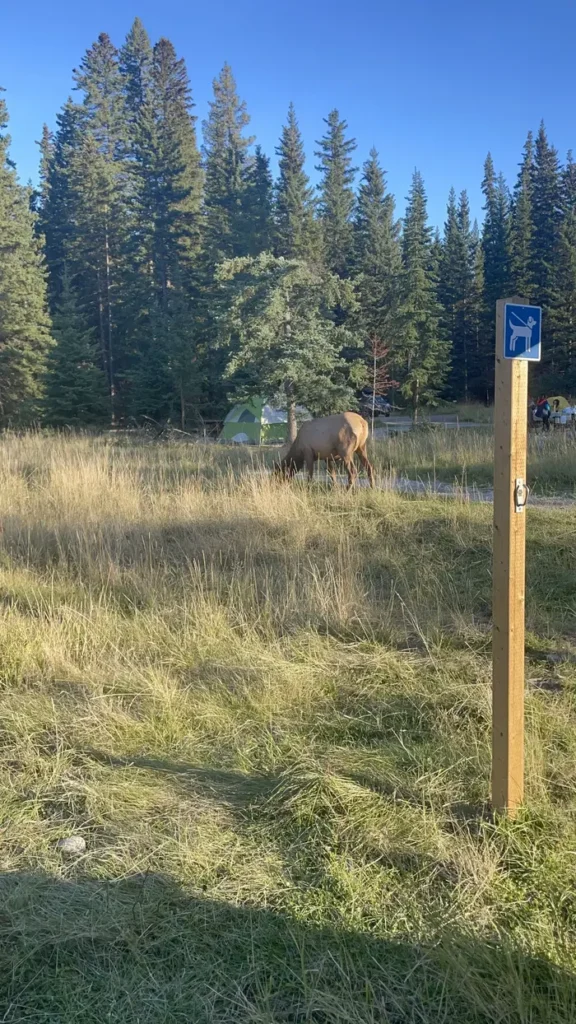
504,303,542,361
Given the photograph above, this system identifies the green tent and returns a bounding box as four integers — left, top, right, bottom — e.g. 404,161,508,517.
219,397,288,444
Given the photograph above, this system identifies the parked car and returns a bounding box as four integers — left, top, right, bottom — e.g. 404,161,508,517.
359,389,392,418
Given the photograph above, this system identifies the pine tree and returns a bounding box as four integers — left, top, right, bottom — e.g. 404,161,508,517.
481,154,510,310
44,272,109,425
352,148,400,380
218,253,362,440
144,37,203,297
71,33,128,420
509,131,535,299
37,100,85,307
532,122,563,373
118,28,203,423
555,152,576,386
199,64,253,416
65,131,118,420
468,223,488,399
0,93,53,425
439,188,475,399
202,63,253,265
32,124,54,217
119,17,152,122
275,103,317,260
241,146,273,255
315,110,357,277
393,171,449,418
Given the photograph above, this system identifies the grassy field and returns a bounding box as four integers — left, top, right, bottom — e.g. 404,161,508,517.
1,433,576,1022
372,425,576,495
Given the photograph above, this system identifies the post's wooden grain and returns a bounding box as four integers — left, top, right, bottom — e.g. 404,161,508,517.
492,297,528,815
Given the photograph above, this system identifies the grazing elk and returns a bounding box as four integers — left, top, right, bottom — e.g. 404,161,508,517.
275,412,375,490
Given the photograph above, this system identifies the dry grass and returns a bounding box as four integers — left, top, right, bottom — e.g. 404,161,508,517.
1,432,576,1022
372,425,576,495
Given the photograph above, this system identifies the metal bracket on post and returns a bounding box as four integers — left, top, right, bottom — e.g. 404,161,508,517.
514,478,529,513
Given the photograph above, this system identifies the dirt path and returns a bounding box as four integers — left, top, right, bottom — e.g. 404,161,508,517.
373,476,576,507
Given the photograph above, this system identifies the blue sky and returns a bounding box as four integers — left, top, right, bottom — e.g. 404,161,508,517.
1,0,575,228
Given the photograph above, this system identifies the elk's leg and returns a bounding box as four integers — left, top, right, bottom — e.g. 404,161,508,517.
326,456,338,487
304,448,315,482
344,457,358,490
357,444,375,488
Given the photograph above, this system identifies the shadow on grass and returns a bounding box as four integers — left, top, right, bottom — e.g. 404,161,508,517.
0,868,574,1023
87,749,278,808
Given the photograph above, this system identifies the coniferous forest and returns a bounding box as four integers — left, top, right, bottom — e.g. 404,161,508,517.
2,18,576,430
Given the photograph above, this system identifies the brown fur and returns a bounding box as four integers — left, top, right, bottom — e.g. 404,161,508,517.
275,412,375,490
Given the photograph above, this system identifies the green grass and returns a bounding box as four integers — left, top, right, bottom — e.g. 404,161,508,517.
1,432,576,1022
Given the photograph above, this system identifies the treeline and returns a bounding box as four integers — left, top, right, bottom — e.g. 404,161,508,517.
1,17,576,430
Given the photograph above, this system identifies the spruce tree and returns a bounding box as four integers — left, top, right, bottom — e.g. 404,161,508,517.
241,145,274,256
352,148,400,375
481,154,510,310
32,124,53,217
37,100,85,307
199,64,253,416
72,33,128,420
145,37,203,295
555,152,576,385
44,272,109,425
439,188,475,399
532,122,563,372
119,17,152,122
218,253,362,440
509,131,535,299
393,171,449,418
315,110,357,277
123,35,202,424
202,63,252,265
275,103,318,260
0,94,53,425
468,223,488,399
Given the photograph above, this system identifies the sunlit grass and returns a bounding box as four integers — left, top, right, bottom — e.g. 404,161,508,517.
0,431,576,1022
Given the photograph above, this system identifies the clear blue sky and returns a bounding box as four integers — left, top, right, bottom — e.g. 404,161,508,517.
2,0,575,228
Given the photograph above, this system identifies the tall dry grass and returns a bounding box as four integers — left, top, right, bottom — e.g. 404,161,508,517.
0,432,576,1022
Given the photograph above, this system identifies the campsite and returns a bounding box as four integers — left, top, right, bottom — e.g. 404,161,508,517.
3,4,576,1022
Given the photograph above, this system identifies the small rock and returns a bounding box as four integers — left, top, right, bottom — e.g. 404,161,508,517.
56,835,86,856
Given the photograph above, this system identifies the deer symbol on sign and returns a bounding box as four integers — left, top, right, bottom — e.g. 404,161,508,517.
509,314,537,353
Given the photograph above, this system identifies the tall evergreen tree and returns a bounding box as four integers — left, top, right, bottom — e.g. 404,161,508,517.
468,222,488,399
532,122,563,372
71,33,128,420
555,152,576,385
275,103,317,260
199,64,253,415
509,131,535,299
481,154,510,310
218,253,362,440
145,37,203,292
241,146,274,255
439,188,475,399
315,110,357,277
393,171,449,418
0,93,53,425
122,34,203,424
119,17,152,122
32,124,53,217
202,63,253,265
44,272,109,425
352,148,400,369
37,100,85,307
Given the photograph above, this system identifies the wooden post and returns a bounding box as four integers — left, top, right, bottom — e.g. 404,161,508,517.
492,297,528,815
